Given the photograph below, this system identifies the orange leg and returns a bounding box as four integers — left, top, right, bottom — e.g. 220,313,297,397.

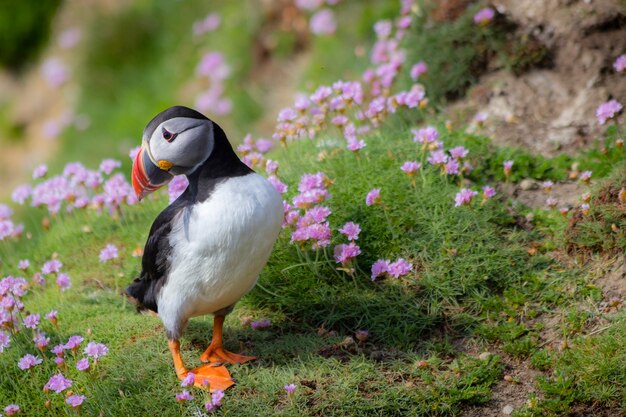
199,315,256,365
168,339,235,392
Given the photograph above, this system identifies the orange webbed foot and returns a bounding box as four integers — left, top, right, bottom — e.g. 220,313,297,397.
181,364,235,392
200,346,256,365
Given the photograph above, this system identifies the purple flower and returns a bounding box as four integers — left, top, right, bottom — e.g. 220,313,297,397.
18,259,29,270
613,54,626,73
284,383,297,395
596,99,623,125
196,52,230,80
99,159,121,175
193,13,221,36
41,57,69,87
32,164,48,179
410,61,427,80
45,310,58,322
54,356,65,366
129,146,141,160
387,259,413,278
84,342,109,359
51,344,65,356
474,7,495,25
428,150,448,166
176,390,194,402
579,170,592,183
211,389,225,407
482,186,496,199
347,137,367,152
42,259,62,275
546,197,558,208
412,126,439,145
56,273,71,291
295,0,323,11
444,159,460,175
542,180,554,191
18,354,43,370
371,259,390,280
11,184,32,205
250,318,272,330
310,9,336,35
365,188,382,206
58,27,81,49
65,395,85,408
167,175,189,203
268,175,288,194
503,160,514,175
23,313,40,329
33,332,50,350
333,243,361,265
401,161,421,175
454,188,478,207
65,335,84,350
4,404,20,416
181,372,195,387
99,244,119,262
76,358,90,371
265,160,279,175
449,146,469,159
339,222,360,241
0,331,10,352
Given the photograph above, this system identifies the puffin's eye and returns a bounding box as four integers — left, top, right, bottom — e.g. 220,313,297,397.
162,128,177,142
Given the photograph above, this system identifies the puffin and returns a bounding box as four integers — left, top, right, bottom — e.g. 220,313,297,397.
126,106,283,391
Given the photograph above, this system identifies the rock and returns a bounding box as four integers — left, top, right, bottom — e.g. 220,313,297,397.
519,179,537,191
478,351,492,360
502,404,515,415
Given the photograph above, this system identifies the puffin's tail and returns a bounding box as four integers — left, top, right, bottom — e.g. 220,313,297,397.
125,278,160,315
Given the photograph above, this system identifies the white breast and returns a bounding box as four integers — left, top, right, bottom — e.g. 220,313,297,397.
157,173,283,332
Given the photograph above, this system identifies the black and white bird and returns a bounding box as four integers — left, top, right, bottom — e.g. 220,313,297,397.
126,106,283,391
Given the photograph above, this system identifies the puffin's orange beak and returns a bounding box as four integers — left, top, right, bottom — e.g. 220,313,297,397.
132,145,173,200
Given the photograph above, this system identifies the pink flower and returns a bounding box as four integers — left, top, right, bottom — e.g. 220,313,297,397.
0,331,10,352
11,184,32,205
42,259,62,275
339,222,360,241
23,313,40,329
99,244,119,262
99,159,121,175
168,175,189,203
365,188,382,206
129,146,141,160
44,373,73,393
181,372,195,387
4,404,20,416
33,164,48,179
284,383,297,394
613,54,626,73
428,150,448,166
444,159,460,175
503,160,514,176
546,197,558,208
211,389,225,407
542,180,554,191
18,259,29,270
196,52,230,80
176,390,194,402
268,175,288,194
482,186,496,199
333,243,361,265
295,0,323,11
473,7,495,25
193,13,221,36
347,137,367,152
371,259,390,280
65,335,84,350
76,358,90,371
401,161,421,175
33,332,50,350
265,160,279,175
579,170,592,183
412,126,439,144
58,27,81,49
51,344,65,356
41,57,69,87
56,273,71,291
18,354,43,370
410,61,427,80
454,188,478,207
66,395,86,408
250,318,272,330
84,342,109,359
596,99,623,125
387,259,412,278
310,9,336,35
449,146,469,159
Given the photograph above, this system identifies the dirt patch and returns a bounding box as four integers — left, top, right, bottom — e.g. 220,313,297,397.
450,0,626,156
499,180,585,209
594,255,626,301
463,352,542,417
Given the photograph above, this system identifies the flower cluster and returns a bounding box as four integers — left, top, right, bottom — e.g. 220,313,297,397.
371,258,413,280
286,173,333,249
12,159,137,221
194,51,232,116
294,0,339,35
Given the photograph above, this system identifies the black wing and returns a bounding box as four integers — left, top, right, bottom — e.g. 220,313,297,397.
125,199,187,312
